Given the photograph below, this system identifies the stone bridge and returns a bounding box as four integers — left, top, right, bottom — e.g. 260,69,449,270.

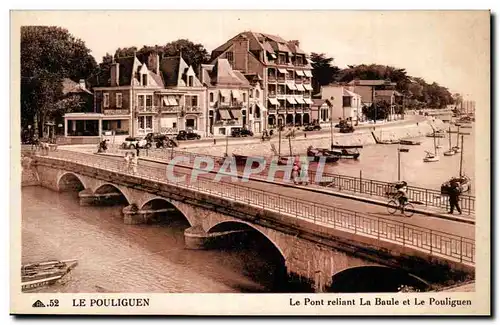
29,154,474,292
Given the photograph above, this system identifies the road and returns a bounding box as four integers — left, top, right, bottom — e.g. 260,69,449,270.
79,152,474,240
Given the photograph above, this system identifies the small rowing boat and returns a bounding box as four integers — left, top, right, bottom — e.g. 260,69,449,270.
22,259,78,292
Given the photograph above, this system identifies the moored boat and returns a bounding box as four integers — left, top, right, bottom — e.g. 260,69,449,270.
426,130,446,138
307,146,340,163
423,151,439,162
371,131,400,145
399,139,421,145
330,144,362,159
22,259,78,292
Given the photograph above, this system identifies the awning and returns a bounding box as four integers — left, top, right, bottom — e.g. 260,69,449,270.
231,89,241,101
295,84,305,91
219,109,231,119
295,70,305,76
162,98,170,106
303,84,313,91
230,109,242,119
268,98,280,106
304,98,313,104
278,68,288,74
286,83,297,91
287,97,297,105
295,97,306,104
167,96,178,106
304,70,313,77
256,102,266,111
219,89,231,99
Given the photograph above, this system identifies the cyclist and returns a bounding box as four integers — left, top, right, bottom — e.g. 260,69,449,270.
395,181,409,211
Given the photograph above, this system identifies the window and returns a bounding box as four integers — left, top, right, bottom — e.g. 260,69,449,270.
142,74,148,86
188,76,194,87
103,93,109,108
210,92,214,102
117,120,121,129
138,95,144,108
186,119,195,128
138,117,145,129
172,122,177,128
256,89,260,98
249,105,253,114
249,90,253,98
191,96,198,107
221,96,226,103
116,93,122,108
242,93,246,102
225,51,234,65
146,116,153,129
343,96,351,108
146,95,153,108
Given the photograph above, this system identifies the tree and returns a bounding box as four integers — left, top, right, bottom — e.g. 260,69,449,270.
21,26,96,136
310,53,341,93
362,100,391,121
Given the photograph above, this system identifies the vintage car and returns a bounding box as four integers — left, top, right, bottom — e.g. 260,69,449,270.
303,124,321,131
121,136,150,149
176,130,201,141
231,128,254,137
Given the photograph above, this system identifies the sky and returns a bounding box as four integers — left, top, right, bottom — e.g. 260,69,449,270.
12,10,490,103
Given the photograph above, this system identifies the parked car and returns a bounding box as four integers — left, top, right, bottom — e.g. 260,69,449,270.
303,124,321,131
176,130,201,141
231,128,254,137
121,136,150,149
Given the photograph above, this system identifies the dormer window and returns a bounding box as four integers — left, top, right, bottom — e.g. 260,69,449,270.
142,74,148,86
188,76,193,87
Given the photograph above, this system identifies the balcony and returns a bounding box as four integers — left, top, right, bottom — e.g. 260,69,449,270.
303,78,311,84
213,120,241,126
161,106,182,113
268,92,277,98
277,76,286,82
185,106,202,113
217,101,244,109
303,93,311,98
268,109,277,115
268,75,277,82
103,109,130,116
295,78,303,84
136,106,158,114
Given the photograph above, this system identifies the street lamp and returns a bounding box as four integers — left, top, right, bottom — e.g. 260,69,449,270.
397,146,409,181
329,96,335,150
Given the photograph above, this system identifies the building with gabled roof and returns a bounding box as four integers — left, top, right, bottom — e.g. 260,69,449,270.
211,31,314,129
65,52,208,140
200,58,266,135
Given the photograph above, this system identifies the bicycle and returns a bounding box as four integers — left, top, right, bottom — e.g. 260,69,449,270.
387,199,414,217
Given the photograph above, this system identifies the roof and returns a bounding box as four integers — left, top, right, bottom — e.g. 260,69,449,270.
348,79,397,86
375,90,403,97
61,78,92,95
312,99,327,107
342,88,360,97
202,58,250,87
159,56,182,87
211,31,308,64
116,56,136,86
150,71,164,87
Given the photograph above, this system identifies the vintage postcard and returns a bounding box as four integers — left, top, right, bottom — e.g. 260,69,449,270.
10,10,490,315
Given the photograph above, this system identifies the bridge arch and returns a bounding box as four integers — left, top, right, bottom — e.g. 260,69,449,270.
207,221,286,262
139,197,194,226
328,266,430,293
57,172,86,192
93,183,131,205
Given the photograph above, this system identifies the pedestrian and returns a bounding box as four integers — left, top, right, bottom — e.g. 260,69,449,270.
124,152,131,173
213,138,216,145
299,155,309,185
130,153,138,175
448,181,462,214
292,162,300,185
136,145,140,157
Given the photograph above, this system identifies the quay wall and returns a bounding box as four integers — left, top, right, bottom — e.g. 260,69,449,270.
183,119,446,157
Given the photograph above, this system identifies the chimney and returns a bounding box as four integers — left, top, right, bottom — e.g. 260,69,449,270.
147,53,160,75
290,40,300,47
110,62,120,86
79,79,86,90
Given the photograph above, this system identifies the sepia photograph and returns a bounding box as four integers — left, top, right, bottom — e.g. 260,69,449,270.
10,9,490,315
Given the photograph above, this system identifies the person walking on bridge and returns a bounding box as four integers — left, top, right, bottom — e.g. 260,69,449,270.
448,181,462,214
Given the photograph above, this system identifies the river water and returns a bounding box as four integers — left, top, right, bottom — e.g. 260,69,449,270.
22,187,287,293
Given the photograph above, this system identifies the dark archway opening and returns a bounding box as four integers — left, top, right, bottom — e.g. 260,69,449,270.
328,266,430,293
94,184,129,206
141,199,190,228
206,222,314,293
58,173,85,192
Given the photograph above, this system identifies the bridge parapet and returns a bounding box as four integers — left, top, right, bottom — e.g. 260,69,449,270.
32,151,475,271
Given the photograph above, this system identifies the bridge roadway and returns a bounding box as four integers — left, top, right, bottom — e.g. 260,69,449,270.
58,151,474,240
